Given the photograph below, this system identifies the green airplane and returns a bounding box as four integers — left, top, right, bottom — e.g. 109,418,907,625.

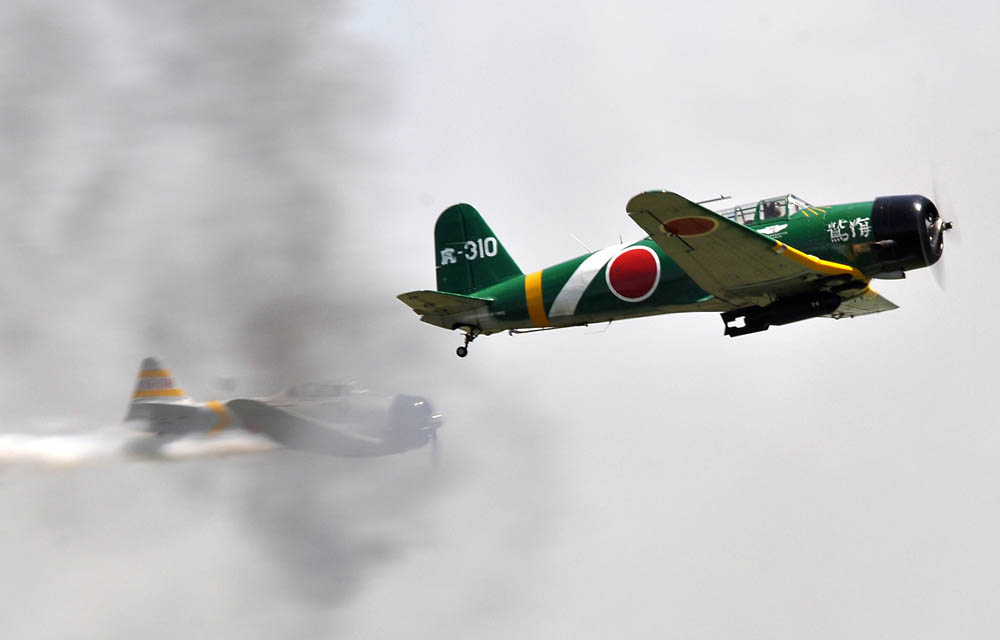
398,191,951,357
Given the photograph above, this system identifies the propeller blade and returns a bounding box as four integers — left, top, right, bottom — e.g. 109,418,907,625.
932,255,947,290
931,176,959,243
429,431,440,467
929,174,958,290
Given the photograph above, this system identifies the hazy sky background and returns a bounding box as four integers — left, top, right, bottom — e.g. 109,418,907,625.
1,1,998,638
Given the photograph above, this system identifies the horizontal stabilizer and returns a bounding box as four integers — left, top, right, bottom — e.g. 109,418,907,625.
397,290,492,316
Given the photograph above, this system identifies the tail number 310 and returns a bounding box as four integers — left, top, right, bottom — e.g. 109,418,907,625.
463,237,498,260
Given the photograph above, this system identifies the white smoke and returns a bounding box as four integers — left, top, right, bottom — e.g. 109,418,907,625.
0,427,278,468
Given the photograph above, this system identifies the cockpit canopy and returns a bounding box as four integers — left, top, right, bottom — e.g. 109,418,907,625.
714,194,814,226
285,381,359,399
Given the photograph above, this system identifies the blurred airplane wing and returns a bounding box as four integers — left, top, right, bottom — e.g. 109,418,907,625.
226,399,383,457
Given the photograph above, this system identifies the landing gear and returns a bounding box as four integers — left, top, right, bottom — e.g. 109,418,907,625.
455,327,479,358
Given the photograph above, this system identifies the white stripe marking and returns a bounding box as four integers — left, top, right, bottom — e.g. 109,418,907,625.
548,245,622,318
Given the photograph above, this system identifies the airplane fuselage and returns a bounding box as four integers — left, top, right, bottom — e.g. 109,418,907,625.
418,196,941,336
125,359,441,457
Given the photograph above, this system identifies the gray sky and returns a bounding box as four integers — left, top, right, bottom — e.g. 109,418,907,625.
1,1,998,638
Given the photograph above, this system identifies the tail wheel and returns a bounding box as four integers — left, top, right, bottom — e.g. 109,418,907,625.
456,346,468,358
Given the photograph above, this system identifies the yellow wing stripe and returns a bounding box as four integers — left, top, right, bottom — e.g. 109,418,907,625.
524,270,550,327
772,241,868,281
206,401,231,434
139,369,172,378
133,388,186,398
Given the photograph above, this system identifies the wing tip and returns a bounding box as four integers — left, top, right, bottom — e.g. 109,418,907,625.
626,190,686,213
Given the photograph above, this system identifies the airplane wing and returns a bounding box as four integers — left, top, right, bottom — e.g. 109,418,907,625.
226,399,385,457
626,191,873,308
825,286,898,318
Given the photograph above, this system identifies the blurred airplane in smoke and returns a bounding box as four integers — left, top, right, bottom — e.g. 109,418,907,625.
125,357,442,458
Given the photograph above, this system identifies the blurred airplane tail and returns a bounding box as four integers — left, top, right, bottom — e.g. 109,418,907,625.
124,357,191,421
434,203,522,295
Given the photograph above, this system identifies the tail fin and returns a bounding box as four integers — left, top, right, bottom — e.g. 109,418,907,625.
434,203,522,294
125,357,190,421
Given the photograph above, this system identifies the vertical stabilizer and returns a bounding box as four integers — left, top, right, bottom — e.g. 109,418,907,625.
125,357,191,423
434,203,522,294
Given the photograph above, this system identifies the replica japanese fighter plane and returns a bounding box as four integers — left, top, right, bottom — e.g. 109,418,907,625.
125,357,442,457
398,191,952,356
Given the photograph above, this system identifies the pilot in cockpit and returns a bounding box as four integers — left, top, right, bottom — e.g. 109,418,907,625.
761,200,780,220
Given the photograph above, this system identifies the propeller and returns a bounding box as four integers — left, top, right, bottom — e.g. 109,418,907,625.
429,430,439,467
930,176,959,290
428,413,443,467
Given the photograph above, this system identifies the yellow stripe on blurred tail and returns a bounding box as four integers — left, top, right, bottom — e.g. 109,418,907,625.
130,356,190,402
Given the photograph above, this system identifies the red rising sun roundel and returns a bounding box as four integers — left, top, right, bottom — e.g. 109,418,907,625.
605,246,661,302
662,216,717,237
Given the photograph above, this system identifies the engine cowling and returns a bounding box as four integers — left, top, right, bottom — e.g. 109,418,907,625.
870,195,944,276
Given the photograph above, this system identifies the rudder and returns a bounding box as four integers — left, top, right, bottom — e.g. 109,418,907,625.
434,203,522,295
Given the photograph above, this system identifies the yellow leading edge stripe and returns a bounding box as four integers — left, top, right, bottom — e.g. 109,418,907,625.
772,241,868,281
524,270,549,327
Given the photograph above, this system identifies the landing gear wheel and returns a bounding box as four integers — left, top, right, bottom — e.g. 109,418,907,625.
455,327,480,358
